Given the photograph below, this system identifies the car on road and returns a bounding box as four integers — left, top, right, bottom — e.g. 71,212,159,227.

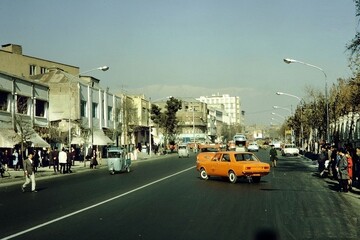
281,144,300,156
196,151,270,183
178,144,190,158
247,142,259,152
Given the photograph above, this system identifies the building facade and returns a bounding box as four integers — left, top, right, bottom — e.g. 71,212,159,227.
0,71,50,150
197,94,242,126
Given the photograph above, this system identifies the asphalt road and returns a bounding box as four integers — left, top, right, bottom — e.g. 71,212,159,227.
0,150,359,240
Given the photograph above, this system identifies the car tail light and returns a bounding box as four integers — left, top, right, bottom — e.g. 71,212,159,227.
264,166,270,170
245,167,251,170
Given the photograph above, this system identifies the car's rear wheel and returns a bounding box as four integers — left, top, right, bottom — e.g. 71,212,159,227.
200,168,208,180
252,176,261,183
228,171,237,183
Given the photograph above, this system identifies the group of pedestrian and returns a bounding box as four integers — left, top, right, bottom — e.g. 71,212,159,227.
0,149,22,171
48,147,75,174
317,144,360,193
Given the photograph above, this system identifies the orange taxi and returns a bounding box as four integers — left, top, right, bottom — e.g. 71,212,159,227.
196,151,270,183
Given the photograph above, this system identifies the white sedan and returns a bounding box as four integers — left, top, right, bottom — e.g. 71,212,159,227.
247,142,259,152
281,144,300,156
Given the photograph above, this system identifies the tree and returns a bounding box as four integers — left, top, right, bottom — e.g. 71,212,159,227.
150,97,182,144
346,0,360,55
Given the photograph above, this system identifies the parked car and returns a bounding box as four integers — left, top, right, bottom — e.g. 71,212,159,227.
247,142,259,152
196,151,270,183
281,144,300,156
271,141,282,150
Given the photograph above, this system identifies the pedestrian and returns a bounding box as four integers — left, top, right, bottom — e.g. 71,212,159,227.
66,148,73,173
50,147,59,173
58,148,67,174
12,149,19,171
21,152,37,193
318,146,328,176
90,148,98,169
346,150,353,190
336,149,349,192
355,147,360,188
2,149,9,171
33,149,39,172
269,145,277,167
330,146,338,180
70,147,76,165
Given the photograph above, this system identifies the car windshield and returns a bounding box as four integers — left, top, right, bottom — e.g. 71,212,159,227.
178,145,187,149
108,152,122,158
285,145,296,148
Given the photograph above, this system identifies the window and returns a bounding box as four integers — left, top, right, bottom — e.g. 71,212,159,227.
35,99,46,117
0,90,9,111
221,154,230,162
107,106,113,120
40,67,47,74
17,96,28,114
92,102,98,118
29,65,36,75
80,100,87,117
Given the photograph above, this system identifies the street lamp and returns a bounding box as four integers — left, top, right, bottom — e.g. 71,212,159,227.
273,105,291,114
68,66,110,149
271,112,286,120
276,92,302,102
276,91,304,147
283,58,329,143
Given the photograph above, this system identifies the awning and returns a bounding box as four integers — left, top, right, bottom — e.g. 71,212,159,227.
88,130,114,146
29,132,50,148
0,128,21,148
71,136,87,145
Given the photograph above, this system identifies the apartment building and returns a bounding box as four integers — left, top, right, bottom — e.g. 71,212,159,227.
197,94,242,126
32,68,121,148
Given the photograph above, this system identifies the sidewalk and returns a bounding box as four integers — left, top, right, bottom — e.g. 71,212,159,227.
0,161,106,187
0,151,169,188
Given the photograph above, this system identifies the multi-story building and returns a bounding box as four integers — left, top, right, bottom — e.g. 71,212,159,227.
153,97,208,144
0,43,79,77
0,70,50,150
32,68,121,150
197,94,242,126
0,43,122,152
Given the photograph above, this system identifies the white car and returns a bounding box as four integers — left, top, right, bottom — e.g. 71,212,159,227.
247,142,259,152
281,144,300,156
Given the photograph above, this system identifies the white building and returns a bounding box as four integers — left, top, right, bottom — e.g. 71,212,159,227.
197,94,242,126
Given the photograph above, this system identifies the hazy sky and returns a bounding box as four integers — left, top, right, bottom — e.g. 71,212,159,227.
0,0,357,125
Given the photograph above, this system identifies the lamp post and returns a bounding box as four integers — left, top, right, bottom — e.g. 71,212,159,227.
276,91,304,147
192,107,195,151
283,58,329,143
271,112,285,120
273,105,292,114
68,66,109,149
276,91,302,102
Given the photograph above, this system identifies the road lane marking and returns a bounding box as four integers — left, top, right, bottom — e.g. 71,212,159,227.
2,166,194,240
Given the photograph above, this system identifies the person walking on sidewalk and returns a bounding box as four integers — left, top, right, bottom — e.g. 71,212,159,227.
269,145,277,167
12,149,19,171
21,152,37,193
58,148,67,174
336,149,349,192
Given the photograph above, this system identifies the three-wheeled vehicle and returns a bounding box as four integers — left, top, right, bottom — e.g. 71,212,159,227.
107,147,131,175
178,144,190,158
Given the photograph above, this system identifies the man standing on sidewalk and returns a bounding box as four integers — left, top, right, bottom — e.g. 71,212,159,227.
22,152,37,193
